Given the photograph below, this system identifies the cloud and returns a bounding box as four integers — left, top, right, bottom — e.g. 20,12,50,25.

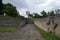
3,0,60,16
3,0,29,16
3,0,28,8
18,8,29,17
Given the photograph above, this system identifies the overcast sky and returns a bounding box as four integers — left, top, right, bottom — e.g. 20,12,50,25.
3,0,60,17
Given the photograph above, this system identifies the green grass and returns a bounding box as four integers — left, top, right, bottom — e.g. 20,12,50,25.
0,27,18,32
0,15,20,32
36,27,60,40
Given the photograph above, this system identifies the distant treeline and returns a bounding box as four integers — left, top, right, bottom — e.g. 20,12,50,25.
27,9,60,18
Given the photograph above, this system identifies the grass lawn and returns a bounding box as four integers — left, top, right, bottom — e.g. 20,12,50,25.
0,27,18,32
36,27,60,40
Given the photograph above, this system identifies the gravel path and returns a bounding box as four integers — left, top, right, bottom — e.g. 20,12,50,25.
0,24,45,40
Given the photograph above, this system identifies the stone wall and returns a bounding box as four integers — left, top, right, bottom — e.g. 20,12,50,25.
34,17,60,37
0,18,26,28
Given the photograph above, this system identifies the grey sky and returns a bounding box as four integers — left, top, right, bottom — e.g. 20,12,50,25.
3,0,60,17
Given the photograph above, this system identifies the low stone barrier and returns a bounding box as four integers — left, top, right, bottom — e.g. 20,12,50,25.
0,18,26,28
34,17,60,37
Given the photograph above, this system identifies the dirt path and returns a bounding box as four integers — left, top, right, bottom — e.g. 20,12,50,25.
0,24,45,40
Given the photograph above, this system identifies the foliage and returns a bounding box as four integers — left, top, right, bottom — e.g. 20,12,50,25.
50,11,55,16
32,11,48,18
34,13,41,18
0,0,20,17
0,0,4,15
41,11,47,17
47,11,55,24
4,3,19,17
31,13,43,18
55,9,60,16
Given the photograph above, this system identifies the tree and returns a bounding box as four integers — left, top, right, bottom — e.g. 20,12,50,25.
47,11,57,34
0,0,4,15
50,11,54,16
55,9,60,16
47,11,55,25
34,13,41,18
4,3,19,17
50,11,55,24
41,11,47,17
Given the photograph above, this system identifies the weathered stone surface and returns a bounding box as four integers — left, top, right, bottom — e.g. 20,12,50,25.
0,18,26,28
34,17,60,37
